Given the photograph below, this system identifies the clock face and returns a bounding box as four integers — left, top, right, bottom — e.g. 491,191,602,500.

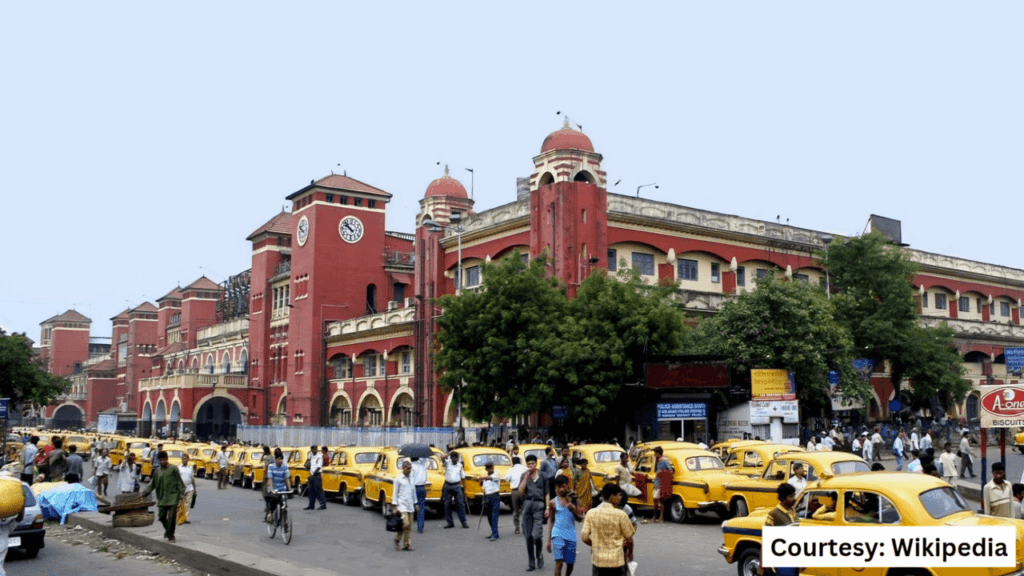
339,216,364,243
296,216,309,246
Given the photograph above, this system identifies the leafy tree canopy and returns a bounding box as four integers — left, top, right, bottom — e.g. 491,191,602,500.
690,275,865,409
820,232,969,408
0,329,69,408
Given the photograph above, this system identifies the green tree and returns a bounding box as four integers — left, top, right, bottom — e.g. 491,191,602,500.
434,252,567,422
555,267,688,424
692,275,864,408
820,232,969,409
0,329,69,408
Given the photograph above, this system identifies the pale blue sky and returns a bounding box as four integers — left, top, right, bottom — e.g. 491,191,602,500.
2,2,1022,338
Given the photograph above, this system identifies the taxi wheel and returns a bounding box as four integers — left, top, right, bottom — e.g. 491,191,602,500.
361,489,373,509
339,485,350,505
737,547,760,576
666,496,687,524
380,493,389,517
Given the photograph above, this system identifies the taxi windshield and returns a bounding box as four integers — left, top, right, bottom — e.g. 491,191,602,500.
919,486,970,519
592,451,623,463
472,454,512,467
165,451,185,459
398,457,439,470
831,461,870,475
354,453,378,465
523,449,546,461
685,455,724,471
68,436,86,442
129,443,148,449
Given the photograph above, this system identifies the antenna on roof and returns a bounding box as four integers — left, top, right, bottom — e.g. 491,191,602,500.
337,163,346,177
556,111,582,131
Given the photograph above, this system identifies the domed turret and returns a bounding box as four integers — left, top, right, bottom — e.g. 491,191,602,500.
540,118,595,153
424,165,468,199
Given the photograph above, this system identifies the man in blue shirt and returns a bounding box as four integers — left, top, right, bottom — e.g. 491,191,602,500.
264,449,292,522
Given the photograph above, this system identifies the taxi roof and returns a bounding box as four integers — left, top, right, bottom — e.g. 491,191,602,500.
571,444,625,453
808,472,956,511
455,446,511,457
778,451,866,466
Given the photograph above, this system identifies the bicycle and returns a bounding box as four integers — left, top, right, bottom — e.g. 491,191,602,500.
266,490,293,545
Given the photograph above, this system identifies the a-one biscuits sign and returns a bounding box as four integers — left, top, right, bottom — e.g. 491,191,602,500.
982,387,1024,417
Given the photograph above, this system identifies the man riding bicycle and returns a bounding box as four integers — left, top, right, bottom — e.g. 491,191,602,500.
264,448,293,522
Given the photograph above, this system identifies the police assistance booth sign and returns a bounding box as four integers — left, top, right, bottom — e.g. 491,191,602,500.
980,385,1024,428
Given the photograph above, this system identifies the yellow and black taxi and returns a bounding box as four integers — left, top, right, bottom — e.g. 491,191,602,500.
515,443,552,464
139,443,192,480
570,443,626,491
722,443,805,479
323,446,383,504
628,447,737,523
360,448,446,514
719,473,1024,576
722,451,870,518
186,444,220,478
204,445,238,477
286,448,319,493
628,440,704,464
226,446,265,487
709,438,755,461
451,447,513,511
62,435,92,459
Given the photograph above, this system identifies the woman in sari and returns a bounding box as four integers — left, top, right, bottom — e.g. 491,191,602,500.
573,458,596,513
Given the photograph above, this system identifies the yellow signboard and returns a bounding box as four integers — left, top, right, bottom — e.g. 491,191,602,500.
751,369,796,401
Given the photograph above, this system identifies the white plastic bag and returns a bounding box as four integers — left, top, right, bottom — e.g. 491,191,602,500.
628,561,638,575
623,483,641,497
87,475,98,488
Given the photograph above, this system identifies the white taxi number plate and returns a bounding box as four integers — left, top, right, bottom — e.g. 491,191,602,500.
8,536,20,547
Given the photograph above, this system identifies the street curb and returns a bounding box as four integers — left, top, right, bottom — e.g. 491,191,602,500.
65,513,279,576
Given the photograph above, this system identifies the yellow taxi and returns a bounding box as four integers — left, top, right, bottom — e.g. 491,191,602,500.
570,443,626,491
63,434,92,459
722,443,805,478
286,448,319,493
722,451,870,518
185,445,220,478
1014,430,1024,454
514,443,552,464
204,445,239,477
323,446,383,504
123,439,154,470
719,473,1024,576
709,438,757,461
226,446,265,487
140,443,192,480
451,447,513,512
5,434,24,462
360,448,446,514
628,440,704,462
628,447,738,523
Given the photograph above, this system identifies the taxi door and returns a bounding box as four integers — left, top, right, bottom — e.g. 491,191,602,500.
627,451,656,507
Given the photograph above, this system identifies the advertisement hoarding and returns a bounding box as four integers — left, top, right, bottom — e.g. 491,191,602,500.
980,386,1024,428
1006,347,1024,375
749,400,799,424
97,413,118,434
751,369,796,401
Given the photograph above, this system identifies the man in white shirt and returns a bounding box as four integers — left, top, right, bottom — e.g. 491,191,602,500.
787,463,808,494
141,443,152,462
821,436,835,451
391,461,416,550
910,428,920,452
410,457,428,533
217,446,230,489
850,435,862,458
93,448,112,497
893,431,906,471
482,461,502,540
940,443,959,485
862,434,873,463
304,446,326,510
442,452,469,529
19,436,39,485
920,430,933,452
504,456,527,535
871,429,884,463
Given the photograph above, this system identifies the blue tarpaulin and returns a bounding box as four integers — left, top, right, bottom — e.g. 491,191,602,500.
37,483,98,524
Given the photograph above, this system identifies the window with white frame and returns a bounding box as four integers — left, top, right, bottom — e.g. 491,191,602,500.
631,253,655,276
935,293,947,310
272,284,290,319
922,292,928,308
333,357,352,379
465,265,481,288
678,259,698,281
711,262,720,283
608,249,617,272
958,297,970,313
400,350,412,374
363,354,378,377
737,266,745,286
1001,302,1011,317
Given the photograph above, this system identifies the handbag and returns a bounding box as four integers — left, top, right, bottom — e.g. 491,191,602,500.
385,511,403,533
956,450,964,459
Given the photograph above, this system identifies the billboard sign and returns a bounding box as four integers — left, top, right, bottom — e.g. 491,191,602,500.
97,413,118,434
1006,348,1024,375
0,398,7,420
751,369,796,401
749,400,799,424
828,359,870,411
656,402,707,419
980,386,1024,428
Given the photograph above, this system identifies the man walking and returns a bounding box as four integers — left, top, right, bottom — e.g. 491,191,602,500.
19,436,39,485
143,450,186,543
892,431,906,471
482,461,501,541
581,483,635,576
391,460,415,551
217,445,230,489
93,448,111,496
504,455,527,535
442,451,469,529
547,475,584,576
520,454,549,572
410,456,428,533
984,462,1013,518
46,438,68,482
871,428,884,463
959,432,976,478
920,430,933,452
304,446,326,510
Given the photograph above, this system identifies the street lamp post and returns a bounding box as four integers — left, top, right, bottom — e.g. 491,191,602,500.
821,235,832,300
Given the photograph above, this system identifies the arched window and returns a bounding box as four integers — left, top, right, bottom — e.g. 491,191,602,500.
966,394,980,421
240,350,248,375
573,170,594,184
539,172,554,186
366,284,377,314
206,355,215,375
222,353,231,374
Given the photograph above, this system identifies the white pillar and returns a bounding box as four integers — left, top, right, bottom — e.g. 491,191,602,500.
770,417,784,443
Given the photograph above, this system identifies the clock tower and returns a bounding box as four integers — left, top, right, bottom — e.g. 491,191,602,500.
279,173,393,425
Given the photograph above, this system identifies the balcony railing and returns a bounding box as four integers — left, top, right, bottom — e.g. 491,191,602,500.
139,372,248,390
919,316,1024,340
275,260,291,277
384,250,415,267
197,318,249,341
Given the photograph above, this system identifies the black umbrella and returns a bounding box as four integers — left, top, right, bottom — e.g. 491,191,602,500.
398,443,434,459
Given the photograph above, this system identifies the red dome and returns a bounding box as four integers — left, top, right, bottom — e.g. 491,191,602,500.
541,125,594,153
424,166,468,199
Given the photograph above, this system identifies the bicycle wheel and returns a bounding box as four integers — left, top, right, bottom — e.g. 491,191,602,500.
267,507,278,539
280,508,292,545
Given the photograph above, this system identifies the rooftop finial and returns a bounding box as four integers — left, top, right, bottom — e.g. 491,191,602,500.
563,116,570,129
444,164,449,177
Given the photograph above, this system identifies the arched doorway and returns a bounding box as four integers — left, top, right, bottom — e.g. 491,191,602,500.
195,396,242,441
391,392,414,427
155,401,167,438
359,395,382,427
142,403,153,438
170,401,181,439
51,404,84,429
330,396,352,427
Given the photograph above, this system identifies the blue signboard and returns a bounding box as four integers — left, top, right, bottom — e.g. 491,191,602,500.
552,406,568,420
0,398,8,420
1006,348,1024,374
657,402,707,419
888,400,902,412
